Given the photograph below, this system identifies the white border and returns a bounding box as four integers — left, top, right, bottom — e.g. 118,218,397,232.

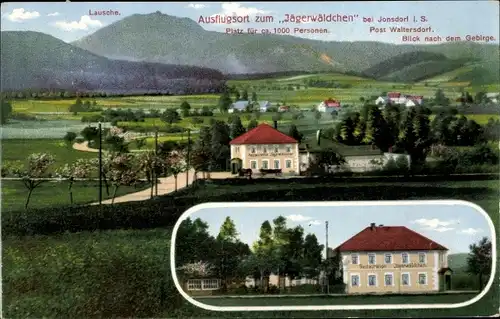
170,200,497,311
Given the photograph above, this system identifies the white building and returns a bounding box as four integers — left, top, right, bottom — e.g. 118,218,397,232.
317,98,341,113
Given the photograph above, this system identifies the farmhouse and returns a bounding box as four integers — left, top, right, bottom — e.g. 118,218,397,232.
377,93,423,107
317,98,341,112
335,223,452,295
258,101,272,112
228,101,249,113
229,123,300,175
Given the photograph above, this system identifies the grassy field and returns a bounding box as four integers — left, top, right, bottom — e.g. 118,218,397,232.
1,139,96,170
196,293,477,306
1,180,149,212
2,178,498,317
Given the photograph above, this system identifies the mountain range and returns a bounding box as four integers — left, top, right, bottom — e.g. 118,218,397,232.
1,11,499,92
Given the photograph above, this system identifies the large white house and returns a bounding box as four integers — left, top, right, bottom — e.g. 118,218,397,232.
376,92,423,107
317,98,341,112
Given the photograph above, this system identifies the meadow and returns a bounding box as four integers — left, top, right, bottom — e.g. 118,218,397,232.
1,180,148,212
1,139,97,170
3,177,497,318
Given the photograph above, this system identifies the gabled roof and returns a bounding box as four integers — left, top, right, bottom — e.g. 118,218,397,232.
388,92,401,98
231,101,249,109
229,123,298,145
259,101,270,107
334,225,448,252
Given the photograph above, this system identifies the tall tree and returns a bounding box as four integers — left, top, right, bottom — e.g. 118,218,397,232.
288,124,304,143
229,116,246,139
210,120,231,171
467,237,492,290
363,105,392,152
251,91,258,102
434,89,450,106
302,234,324,282
247,119,258,130
180,101,191,117
217,216,239,243
1,99,13,124
161,109,181,124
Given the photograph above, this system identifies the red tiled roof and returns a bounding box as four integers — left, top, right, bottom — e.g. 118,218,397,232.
388,92,401,98
229,123,298,145
334,226,448,252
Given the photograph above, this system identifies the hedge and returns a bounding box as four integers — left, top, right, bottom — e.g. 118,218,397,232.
3,174,497,238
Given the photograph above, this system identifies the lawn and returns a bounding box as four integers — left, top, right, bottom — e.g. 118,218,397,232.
196,293,477,307
1,180,149,212
1,139,96,170
2,178,498,318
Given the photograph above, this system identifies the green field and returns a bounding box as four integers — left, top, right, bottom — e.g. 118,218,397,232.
1,139,96,170
1,180,148,212
196,293,477,307
2,178,498,317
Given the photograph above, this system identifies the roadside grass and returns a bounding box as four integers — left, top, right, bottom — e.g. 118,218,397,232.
1,139,96,170
2,178,498,318
1,180,149,212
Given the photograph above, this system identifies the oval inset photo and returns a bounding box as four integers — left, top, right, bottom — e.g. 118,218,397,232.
171,201,496,311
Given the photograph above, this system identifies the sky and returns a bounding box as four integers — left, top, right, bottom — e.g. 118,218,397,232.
186,202,492,255
1,1,499,44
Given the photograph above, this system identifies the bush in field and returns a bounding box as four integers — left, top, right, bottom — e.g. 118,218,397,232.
63,131,78,147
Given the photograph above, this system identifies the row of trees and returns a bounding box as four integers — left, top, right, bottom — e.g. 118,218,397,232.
176,215,339,293
327,104,492,166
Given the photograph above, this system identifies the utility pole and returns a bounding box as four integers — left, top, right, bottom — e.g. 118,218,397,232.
98,122,102,207
325,220,329,294
185,129,191,186
154,127,158,197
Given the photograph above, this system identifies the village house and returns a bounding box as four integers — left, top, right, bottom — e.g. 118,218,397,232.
317,98,341,113
335,223,452,295
258,101,272,112
229,123,300,175
486,93,499,104
228,100,272,113
376,92,423,108
278,105,290,112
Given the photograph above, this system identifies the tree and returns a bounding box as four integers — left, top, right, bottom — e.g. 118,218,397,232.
63,132,78,147
107,153,140,204
105,135,129,153
474,91,487,104
180,101,191,117
247,119,258,130
251,220,281,292
467,237,492,290
251,91,258,102
363,105,392,152
242,90,249,101
434,89,450,106
229,115,246,139
80,126,99,143
135,138,147,150
12,153,55,209
137,151,165,198
1,99,13,124
177,261,215,279
302,234,324,282
191,126,213,177
210,120,231,171
219,91,233,113
167,150,186,191
56,158,96,204
161,109,181,124
288,124,304,143
310,148,346,174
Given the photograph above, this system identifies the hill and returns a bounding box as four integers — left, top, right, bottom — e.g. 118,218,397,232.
448,253,469,273
0,31,226,93
361,51,469,82
72,12,499,83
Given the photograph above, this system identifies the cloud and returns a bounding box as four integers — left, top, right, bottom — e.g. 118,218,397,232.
47,12,60,17
458,228,484,235
4,8,40,22
286,214,312,222
308,220,322,226
411,218,460,232
219,2,271,16
54,15,103,31
187,3,208,10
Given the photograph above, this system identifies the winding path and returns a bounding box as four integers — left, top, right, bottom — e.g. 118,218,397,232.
71,141,232,204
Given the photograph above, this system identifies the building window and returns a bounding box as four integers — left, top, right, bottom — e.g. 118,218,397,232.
351,274,360,287
368,274,377,287
384,273,393,286
351,254,359,265
251,147,256,154
262,160,269,169
263,146,268,153
418,252,426,264
274,146,279,153
401,273,410,286
273,160,280,169
401,253,409,264
286,145,292,153
368,253,376,265
285,160,292,168
250,161,257,169
384,253,392,264
418,273,427,285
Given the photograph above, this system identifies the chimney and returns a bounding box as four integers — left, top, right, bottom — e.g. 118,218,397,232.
273,120,278,129
370,223,376,230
